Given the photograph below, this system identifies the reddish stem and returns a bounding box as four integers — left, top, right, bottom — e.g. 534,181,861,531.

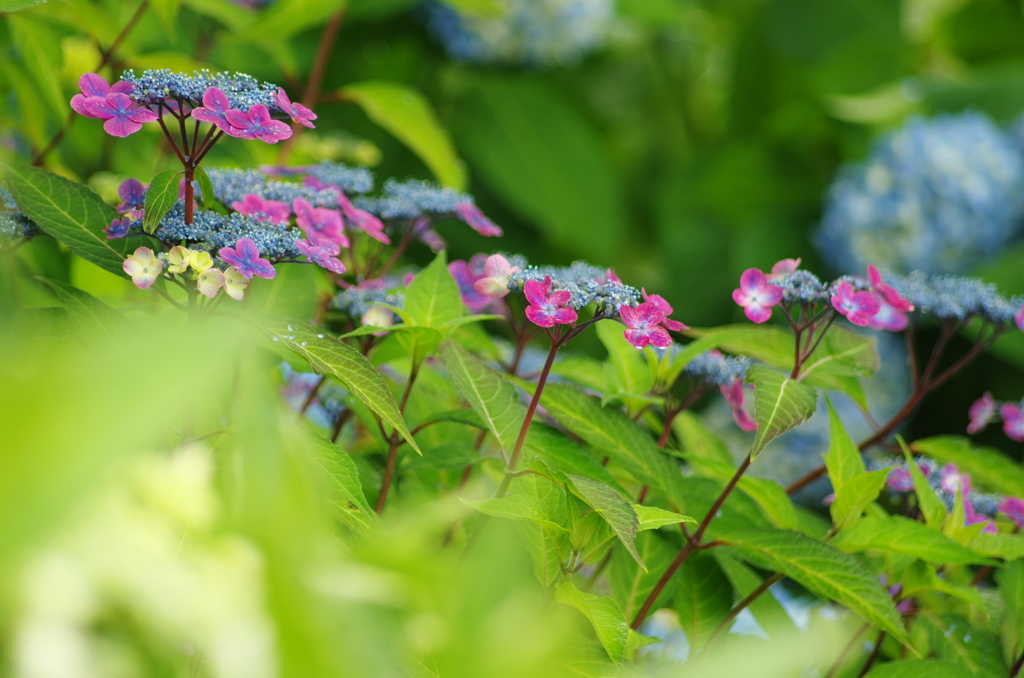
375,360,420,514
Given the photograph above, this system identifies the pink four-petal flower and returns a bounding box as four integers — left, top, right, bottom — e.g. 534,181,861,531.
293,198,347,246
999,497,1024,529
830,281,881,327
82,92,159,137
640,289,689,332
1000,403,1024,442
273,87,317,129
218,237,276,280
732,269,783,324
620,302,673,349
224,104,292,143
233,194,291,225
456,202,502,237
721,379,757,432
190,87,234,132
70,73,133,118
968,392,997,434
296,239,346,274
524,276,577,328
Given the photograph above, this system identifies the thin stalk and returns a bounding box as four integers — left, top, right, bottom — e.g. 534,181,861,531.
631,454,753,629
1010,649,1024,677
297,375,327,420
330,407,353,444
375,360,420,514
183,165,195,225
192,130,224,166
824,623,869,678
156,117,187,165
856,630,886,678
704,572,784,647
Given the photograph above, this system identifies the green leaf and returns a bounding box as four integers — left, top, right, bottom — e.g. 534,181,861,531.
440,341,523,456
0,0,53,9
537,383,686,507
562,474,642,569
8,14,64,121
968,532,1024,560
523,424,624,494
438,0,502,13
515,521,570,588
304,434,378,535
911,436,1024,498
862,659,976,678
823,397,866,486
830,469,887,530
341,81,466,189
416,408,486,431
194,166,225,214
550,355,607,392
746,365,818,459
899,438,947,529
240,0,346,41
634,505,696,531
404,251,463,329
37,278,124,340
916,613,1006,677
609,531,677,622
255,317,421,454
462,494,569,534
686,455,798,529
720,528,909,644
2,162,130,277
799,326,879,380
832,515,994,565
674,410,735,468
395,326,443,363
150,0,183,39
596,320,653,413
713,552,798,635
901,561,987,610
555,582,629,662
673,553,733,650
143,169,182,234
997,561,1024,652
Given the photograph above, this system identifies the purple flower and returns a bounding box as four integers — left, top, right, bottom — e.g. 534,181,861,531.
273,87,317,129
293,198,347,247
456,202,502,237
233,194,291,225
964,498,997,534
732,269,783,324
940,463,966,494
296,239,346,274
1017,304,1024,332
524,275,577,328
721,379,757,432
831,282,881,327
218,237,276,280
449,258,492,313
190,87,235,132
116,178,146,219
338,193,390,244
104,217,132,240
968,392,997,434
886,467,914,492
224,104,292,143
82,93,159,137
620,302,673,349
769,257,801,278
70,73,133,118
1001,403,1024,442
998,497,1024,529
641,289,688,332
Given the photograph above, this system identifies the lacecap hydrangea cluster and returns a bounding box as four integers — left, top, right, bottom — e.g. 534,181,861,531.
120,69,280,112
424,0,614,66
0,187,38,241
883,270,1024,325
507,261,639,313
817,112,1024,275
681,349,752,387
332,279,406,321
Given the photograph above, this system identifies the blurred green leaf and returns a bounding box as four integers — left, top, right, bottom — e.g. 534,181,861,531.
824,398,866,487
917,612,1006,677
714,552,798,634
143,169,181,234
523,424,625,494
746,366,818,459
561,473,642,569
899,438,947,530
149,0,183,40
0,0,53,9
342,81,467,190
555,582,629,662
239,0,346,41
634,505,696,531
829,468,887,530
8,13,65,121
37,277,124,340
304,434,379,535
674,552,733,651
862,660,976,678
832,515,993,565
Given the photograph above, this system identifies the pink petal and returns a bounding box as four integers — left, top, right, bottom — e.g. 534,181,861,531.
662,318,688,332
739,268,767,294
525,306,556,328
548,289,572,307
104,116,143,137
646,326,672,348
623,329,650,349
82,96,117,119
79,73,110,97
744,304,772,324
619,304,640,329
552,307,578,325
523,279,549,307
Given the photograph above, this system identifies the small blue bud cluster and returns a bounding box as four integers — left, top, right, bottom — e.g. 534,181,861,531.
0,187,38,241
332,283,405,319
120,69,281,112
424,0,614,66
682,350,751,387
774,270,830,304
357,179,470,219
508,260,640,313
817,112,1024,275
883,271,1023,324
304,161,375,194
206,168,341,208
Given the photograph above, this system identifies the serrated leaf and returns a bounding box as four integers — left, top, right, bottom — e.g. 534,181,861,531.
898,438,947,529
912,436,1024,498
862,659,975,678
304,434,378,535
917,613,1006,677
524,424,625,494
608,532,676,623
562,473,642,569
2,161,130,277
832,515,994,565
824,397,866,486
901,561,987,610
720,528,909,644
745,365,817,459
686,455,798,529
673,552,733,650
968,532,1024,560
799,326,879,379
342,81,466,189
143,169,182,234
440,341,523,456
255,316,420,454
537,383,686,507
515,520,569,587
418,408,486,431
555,582,629,662
634,505,696,531
830,469,887,530
462,494,569,534
405,251,463,329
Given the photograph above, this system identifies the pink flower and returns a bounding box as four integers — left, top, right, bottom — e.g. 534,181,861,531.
456,202,502,237
939,464,966,494
273,87,317,129
999,497,1024,529
769,258,801,278
122,246,163,289
886,468,914,492
868,301,909,332
866,265,913,332
82,93,159,137
232,194,291,225
474,254,519,298
1000,403,1024,442
338,193,390,244
296,239,346,274
224,104,292,143
190,87,235,132
524,276,577,328
605,269,621,284
641,289,688,332
867,265,914,312
1016,304,1024,332
620,302,672,349
831,282,881,326
449,258,491,313
822,493,836,506
218,237,276,280
732,269,783,324
968,392,997,434
721,379,757,432
293,198,347,246
70,73,133,118
964,498,997,534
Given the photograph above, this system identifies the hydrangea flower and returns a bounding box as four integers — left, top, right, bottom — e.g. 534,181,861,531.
456,202,502,237
296,239,346,274
619,302,672,349
273,87,317,128
82,93,159,137
732,269,783,323
190,87,235,132
681,349,751,387
998,497,1024,528
166,246,192,274
524,275,577,328
361,306,395,331
449,258,492,313
721,379,757,432
1016,305,1024,332
641,289,688,332
338,194,389,244
1000,402,1024,442
294,198,346,246
232,194,291,225
940,463,966,494
964,495,998,534
105,217,132,240
885,467,914,492
224,104,292,143
197,268,225,298
123,247,163,289
474,254,519,298
223,266,249,300
831,281,880,326
968,392,997,434
69,73,134,118
219,237,276,279
866,264,914,331
116,178,146,218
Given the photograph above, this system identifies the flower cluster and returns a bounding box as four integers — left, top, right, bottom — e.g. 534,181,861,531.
356,179,502,237
872,457,1024,532
332,278,406,324
817,112,1024,275
508,260,639,313
884,270,1024,327
424,0,614,66
681,349,756,432
966,392,1024,441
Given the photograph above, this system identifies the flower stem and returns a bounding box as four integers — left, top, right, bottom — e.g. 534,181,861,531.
855,630,886,678
375,359,420,514
703,572,784,647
